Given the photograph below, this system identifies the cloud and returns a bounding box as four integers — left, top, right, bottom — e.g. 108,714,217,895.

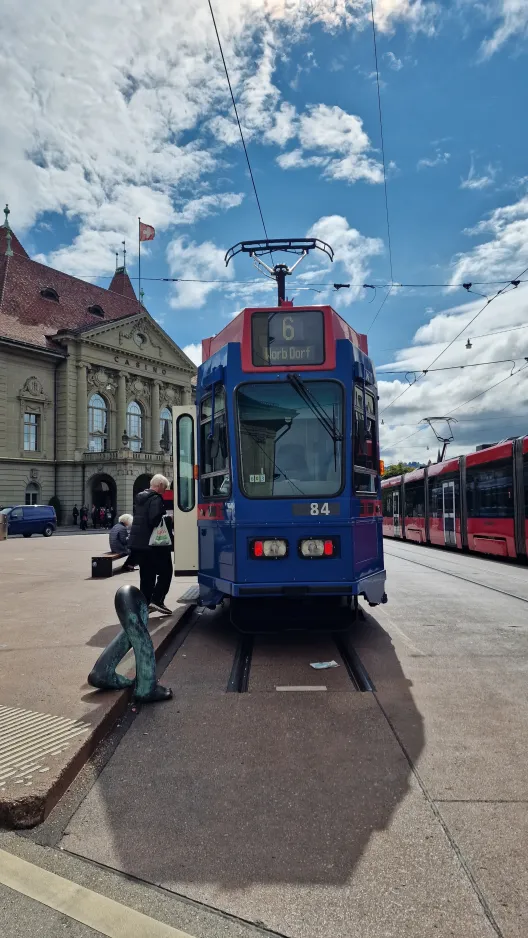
307,215,384,304
378,287,528,464
460,159,496,191
417,149,451,170
1,0,442,280
182,343,202,366
166,236,233,308
278,104,385,184
173,192,245,225
383,51,403,70
479,0,528,57
449,194,528,287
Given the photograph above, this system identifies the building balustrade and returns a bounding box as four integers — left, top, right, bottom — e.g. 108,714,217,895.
83,450,170,462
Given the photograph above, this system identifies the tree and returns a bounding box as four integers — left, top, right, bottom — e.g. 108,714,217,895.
382,462,416,479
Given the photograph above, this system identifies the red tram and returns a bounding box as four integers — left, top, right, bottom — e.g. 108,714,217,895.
381,435,528,560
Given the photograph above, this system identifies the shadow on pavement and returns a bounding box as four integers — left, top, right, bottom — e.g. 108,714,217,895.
65,609,425,900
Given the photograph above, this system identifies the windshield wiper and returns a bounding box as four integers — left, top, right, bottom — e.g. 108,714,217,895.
286,374,343,443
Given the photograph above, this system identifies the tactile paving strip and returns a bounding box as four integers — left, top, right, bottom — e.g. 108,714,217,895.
0,705,90,789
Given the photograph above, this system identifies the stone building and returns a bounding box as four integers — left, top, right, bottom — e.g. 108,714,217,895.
0,211,195,520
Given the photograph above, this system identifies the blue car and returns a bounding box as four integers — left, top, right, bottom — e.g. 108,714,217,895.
1,504,57,537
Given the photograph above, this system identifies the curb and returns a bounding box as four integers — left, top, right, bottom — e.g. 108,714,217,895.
0,606,196,830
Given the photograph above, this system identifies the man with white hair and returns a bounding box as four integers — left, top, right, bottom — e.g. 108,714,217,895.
129,474,172,615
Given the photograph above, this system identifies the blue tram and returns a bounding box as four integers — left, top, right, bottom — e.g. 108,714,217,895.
172,300,386,613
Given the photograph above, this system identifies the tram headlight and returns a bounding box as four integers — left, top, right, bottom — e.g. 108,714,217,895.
300,538,337,558
250,538,288,558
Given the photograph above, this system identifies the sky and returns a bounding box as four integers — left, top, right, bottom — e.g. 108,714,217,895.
2,0,528,465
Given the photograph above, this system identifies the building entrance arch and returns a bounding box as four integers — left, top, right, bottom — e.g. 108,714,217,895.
88,473,117,513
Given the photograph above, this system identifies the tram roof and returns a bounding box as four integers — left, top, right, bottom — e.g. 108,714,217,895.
202,303,368,363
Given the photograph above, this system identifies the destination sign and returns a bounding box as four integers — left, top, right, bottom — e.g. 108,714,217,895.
251,310,325,367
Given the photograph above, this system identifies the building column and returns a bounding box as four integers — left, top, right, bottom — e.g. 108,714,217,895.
182,385,192,405
150,380,160,453
76,363,88,452
117,372,127,446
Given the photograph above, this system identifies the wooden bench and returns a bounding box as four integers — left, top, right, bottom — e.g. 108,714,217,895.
91,551,126,578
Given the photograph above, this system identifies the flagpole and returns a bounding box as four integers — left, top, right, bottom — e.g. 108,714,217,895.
138,216,141,312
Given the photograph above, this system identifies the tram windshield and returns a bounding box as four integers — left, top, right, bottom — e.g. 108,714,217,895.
237,381,343,498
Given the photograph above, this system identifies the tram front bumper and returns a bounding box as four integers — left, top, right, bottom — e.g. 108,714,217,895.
198,570,387,607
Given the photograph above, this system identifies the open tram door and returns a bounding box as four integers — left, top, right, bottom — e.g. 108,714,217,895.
172,406,198,574
442,480,456,546
393,490,402,538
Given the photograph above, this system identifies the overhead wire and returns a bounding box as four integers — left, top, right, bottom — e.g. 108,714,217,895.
380,273,528,416
207,0,272,252
95,272,528,289
381,359,528,452
369,0,393,286
367,0,394,333
379,357,518,376
375,321,528,355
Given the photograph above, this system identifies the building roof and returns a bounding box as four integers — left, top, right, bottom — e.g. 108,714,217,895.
0,224,142,352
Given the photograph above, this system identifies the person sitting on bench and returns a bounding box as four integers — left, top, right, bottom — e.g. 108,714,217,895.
109,514,136,572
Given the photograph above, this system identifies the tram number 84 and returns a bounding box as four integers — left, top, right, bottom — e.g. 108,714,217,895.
312,502,329,515
292,502,340,517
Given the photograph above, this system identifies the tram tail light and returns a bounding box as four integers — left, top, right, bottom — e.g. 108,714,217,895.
300,538,338,558
250,538,288,558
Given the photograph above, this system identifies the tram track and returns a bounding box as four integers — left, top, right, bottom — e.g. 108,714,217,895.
384,547,528,605
226,629,374,693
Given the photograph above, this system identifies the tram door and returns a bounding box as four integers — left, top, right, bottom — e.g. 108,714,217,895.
442,481,456,546
172,407,198,574
393,491,402,538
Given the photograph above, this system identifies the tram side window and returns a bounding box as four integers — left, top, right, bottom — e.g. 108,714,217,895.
382,489,393,517
353,385,378,495
404,481,425,518
200,384,230,498
466,459,514,519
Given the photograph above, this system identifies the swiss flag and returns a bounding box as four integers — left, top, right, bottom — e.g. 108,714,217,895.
139,221,155,242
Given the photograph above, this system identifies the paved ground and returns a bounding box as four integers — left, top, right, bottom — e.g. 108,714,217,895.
0,537,527,937
0,532,195,825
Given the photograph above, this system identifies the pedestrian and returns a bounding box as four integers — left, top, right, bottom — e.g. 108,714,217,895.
99,506,106,528
92,505,98,529
72,504,79,526
109,513,136,572
80,505,88,531
129,474,172,615
105,506,112,529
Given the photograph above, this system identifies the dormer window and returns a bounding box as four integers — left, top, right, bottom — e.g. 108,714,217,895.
88,305,104,317
40,288,59,302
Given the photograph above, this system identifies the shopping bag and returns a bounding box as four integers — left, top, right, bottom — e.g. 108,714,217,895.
149,516,172,547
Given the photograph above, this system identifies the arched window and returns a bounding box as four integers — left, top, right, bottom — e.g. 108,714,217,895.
88,394,108,452
25,482,40,505
127,401,142,452
160,407,172,452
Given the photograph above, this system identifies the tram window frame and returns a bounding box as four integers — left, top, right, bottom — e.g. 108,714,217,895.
428,472,460,519
404,480,425,518
353,384,379,497
199,383,231,500
235,379,345,500
382,489,393,517
176,414,195,513
466,458,514,519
